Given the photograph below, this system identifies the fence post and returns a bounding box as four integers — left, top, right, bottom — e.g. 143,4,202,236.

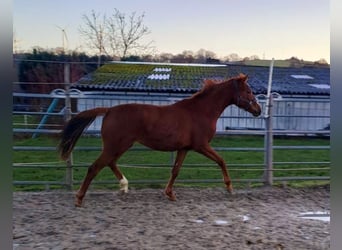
264,94,273,185
263,58,274,186
64,62,73,190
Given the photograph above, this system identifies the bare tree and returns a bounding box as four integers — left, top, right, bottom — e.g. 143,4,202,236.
195,49,217,63
223,53,241,62
79,10,107,66
249,55,260,60
79,9,153,62
13,31,21,53
107,9,153,58
316,58,328,65
157,52,174,63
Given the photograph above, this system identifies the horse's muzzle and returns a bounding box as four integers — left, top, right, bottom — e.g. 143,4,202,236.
251,103,262,117
252,109,261,117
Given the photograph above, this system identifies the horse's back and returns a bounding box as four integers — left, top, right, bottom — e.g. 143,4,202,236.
102,103,159,132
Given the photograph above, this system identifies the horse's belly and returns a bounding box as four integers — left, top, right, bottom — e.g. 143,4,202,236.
138,133,190,151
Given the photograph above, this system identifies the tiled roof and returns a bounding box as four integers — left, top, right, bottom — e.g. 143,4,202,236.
73,61,330,96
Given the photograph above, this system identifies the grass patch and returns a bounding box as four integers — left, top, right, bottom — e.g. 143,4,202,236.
13,135,330,191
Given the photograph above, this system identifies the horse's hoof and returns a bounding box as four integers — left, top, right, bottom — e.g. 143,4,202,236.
164,190,177,201
74,200,82,207
167,195,177,201
227,184,234,194
75,195,83,207
119,176,129,193
119,189,128,194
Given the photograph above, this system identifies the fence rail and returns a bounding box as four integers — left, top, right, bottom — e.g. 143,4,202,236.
13,117,330,190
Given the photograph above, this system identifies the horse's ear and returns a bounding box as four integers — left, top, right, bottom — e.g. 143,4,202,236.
203,79,216,88
239,73,248,82
204,79,216,84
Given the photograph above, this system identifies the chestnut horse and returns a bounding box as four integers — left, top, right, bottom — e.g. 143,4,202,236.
58,74,261,207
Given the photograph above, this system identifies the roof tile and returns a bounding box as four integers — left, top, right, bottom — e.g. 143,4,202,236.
73,62,330,96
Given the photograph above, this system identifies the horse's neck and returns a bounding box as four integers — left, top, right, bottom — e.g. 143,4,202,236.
185,82,235,120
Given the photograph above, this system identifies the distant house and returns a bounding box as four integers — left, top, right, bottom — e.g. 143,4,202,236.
71,61,330,132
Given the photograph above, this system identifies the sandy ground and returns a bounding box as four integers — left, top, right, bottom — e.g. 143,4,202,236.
13,185,330,250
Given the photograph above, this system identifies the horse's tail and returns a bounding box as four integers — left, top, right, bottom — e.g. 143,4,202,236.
58,107,109,160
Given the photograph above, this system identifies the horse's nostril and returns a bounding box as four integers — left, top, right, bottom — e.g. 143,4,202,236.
253,108,261,117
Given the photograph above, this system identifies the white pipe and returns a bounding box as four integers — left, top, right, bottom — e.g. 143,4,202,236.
265,58,274,118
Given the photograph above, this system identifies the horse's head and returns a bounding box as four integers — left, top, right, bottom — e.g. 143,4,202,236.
232,74,261,117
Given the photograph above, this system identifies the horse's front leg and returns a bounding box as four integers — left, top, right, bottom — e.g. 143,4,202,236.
164,150,188,201
196,145,233,194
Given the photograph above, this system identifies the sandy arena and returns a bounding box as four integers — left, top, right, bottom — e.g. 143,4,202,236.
13,185,330,249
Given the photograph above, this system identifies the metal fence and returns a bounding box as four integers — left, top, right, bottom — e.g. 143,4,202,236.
13,64,330,190
71,92,330,133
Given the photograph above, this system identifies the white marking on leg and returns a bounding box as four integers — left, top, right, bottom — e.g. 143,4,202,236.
119,175,128,193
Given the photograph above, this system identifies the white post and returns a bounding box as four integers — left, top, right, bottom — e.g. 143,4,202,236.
265,58,274,118
264,58,274,186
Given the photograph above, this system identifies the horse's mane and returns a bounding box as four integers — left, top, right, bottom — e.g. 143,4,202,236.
190,74,247,100
190,79,224,99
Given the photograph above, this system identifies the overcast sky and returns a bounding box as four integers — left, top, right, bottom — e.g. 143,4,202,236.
13,0,330,62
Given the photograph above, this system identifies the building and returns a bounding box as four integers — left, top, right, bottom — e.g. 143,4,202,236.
71,61,330,133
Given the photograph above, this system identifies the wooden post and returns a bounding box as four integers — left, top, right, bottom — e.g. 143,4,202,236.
64,63,73,190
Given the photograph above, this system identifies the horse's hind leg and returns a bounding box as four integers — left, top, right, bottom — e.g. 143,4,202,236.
106,140,133,193
108,161,128,193
75,153,110,207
